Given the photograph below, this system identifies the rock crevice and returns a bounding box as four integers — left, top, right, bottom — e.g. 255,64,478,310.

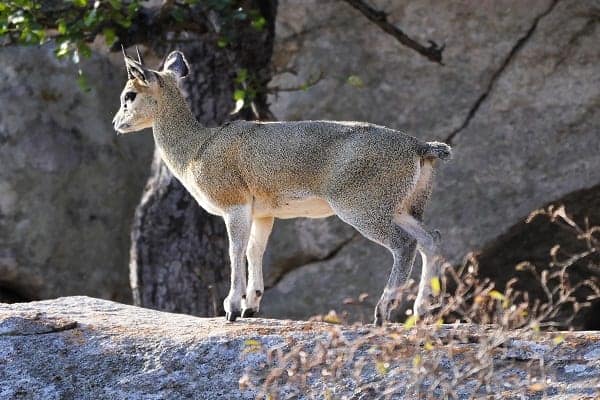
444,0,560,144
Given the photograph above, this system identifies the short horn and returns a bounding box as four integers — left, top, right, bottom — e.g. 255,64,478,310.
121,44,133,79
136,46,143,65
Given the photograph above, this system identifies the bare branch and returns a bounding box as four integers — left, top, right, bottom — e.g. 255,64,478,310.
267,71,324,93
342,0,444,64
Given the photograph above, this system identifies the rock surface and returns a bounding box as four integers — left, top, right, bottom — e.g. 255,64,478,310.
1,297,599,399
262,0,600,320
0,46,153,302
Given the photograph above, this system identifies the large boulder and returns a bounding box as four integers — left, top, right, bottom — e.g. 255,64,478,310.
263,216,357,287
1,297,599,399
261,236,389,322
475,184,600,330
0,46,153,303
262,0,600,321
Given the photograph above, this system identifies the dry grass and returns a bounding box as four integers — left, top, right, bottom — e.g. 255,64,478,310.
240,205,600,399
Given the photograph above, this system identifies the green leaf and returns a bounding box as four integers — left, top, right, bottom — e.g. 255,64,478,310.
347,75,364,88
251,16,266,30
127,2,139,14
32,29,46,43
217,37,228,48
116,13,132,28
235,68,248,84
19,27,33,43
108,0,121,9
71,0,88,8
233,89,245,101
170,7,185,22
58,21,68,35
77,71,91,92
77,42,92,58
83,9,98,27
102,27,117,46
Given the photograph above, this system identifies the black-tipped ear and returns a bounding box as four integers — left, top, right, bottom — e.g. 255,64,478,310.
163,51,189,79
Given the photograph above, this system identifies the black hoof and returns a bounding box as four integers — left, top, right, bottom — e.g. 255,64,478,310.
226,311,240,322
374,309,384,326
241,309,256,318
374,315,383,326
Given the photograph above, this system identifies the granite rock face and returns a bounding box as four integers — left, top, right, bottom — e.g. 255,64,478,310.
262,216,357,287
1,0,598,326
262,0,600,320
0,46,153,303
1,297,599,399
262,235,389,323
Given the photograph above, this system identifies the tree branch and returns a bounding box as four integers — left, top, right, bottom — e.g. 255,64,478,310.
342,0,444,65
267,70,324,93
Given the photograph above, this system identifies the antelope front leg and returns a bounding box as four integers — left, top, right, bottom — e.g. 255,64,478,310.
242,217,274,317
222,205,252,322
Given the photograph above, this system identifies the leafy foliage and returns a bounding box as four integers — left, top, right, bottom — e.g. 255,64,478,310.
1,0,141,61
240,206,599,398
0,0,268,63
1,0,271,99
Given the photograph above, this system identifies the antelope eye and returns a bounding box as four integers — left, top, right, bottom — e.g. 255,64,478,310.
124,92,137,102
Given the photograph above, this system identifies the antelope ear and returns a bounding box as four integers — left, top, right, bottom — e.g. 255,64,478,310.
163,51,189,79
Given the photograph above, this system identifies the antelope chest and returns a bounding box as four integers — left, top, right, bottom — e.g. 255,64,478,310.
188,186,225,216
173,166,225,216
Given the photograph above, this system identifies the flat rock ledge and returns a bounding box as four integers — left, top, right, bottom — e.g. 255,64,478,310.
1,297,599,399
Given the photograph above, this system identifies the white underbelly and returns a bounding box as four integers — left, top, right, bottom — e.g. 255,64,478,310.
255,196,334,219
